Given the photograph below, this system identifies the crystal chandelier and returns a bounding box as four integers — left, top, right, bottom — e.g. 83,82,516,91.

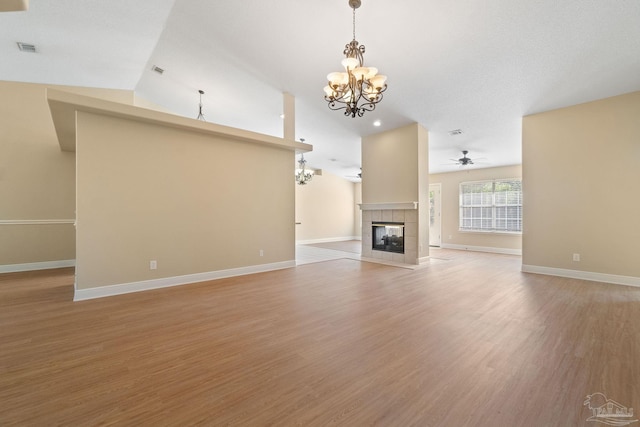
324,0,387,118
295,140,313,185
295,154,313,185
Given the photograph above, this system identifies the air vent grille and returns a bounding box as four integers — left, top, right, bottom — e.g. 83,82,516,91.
448,129,463,136
17,42,36,53
151,65,164,74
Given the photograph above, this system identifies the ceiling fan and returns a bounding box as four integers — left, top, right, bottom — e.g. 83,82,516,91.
346,168,362,179
451,150,476,166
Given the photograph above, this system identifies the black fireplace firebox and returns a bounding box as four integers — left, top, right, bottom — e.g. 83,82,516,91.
372,222,405,254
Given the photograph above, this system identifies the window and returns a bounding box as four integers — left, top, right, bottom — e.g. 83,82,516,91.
459,179,522,232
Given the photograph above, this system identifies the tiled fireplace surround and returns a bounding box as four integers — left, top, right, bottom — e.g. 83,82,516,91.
361,205,419,265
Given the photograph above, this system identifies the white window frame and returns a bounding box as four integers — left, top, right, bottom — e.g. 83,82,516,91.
459,178,522,233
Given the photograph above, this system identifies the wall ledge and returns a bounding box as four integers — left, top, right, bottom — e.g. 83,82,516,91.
0,259,75,274
0,219,74,225
522,264,640,288
441,243,522,256
73,260,296,301
359,202,418,211
46,89,312,154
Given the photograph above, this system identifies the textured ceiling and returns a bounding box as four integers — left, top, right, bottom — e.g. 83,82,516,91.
2,0,639,178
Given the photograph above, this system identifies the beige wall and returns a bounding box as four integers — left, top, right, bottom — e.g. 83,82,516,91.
430,165,523,252
354,182,362,239
295,170,359,243
362,123,429,262
0,81,132,268
75,110,295,289
362,124,421,204
522,91,640,277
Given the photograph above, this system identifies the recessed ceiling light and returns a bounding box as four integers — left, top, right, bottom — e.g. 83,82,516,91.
16,42,36,53
151,65,164,74
373,120,381,127
448,129,463,136
280,113,285,119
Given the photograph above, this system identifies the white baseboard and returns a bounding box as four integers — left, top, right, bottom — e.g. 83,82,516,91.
440,243,522,256
73,260,296,301
522,264,640,288
0,259,75,273
296,236,361,245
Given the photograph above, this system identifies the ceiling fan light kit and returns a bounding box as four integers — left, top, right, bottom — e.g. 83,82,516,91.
324,0,387,118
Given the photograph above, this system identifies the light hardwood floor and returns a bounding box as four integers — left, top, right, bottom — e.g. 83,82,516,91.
1,250,639,426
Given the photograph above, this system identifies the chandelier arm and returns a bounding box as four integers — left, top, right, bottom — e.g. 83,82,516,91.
371,92,385,103
343,40,365,66
362,79,387,91
359,102,378,112
327,100,349,111
325,94,349,104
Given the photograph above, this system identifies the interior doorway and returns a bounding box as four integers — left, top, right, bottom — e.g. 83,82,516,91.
429,183,441,247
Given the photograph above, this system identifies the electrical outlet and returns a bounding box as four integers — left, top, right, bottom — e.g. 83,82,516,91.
150,260,157,270
572,253,580,262
259,249,264,257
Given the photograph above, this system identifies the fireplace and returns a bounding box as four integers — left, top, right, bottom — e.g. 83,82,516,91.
360,203,420,264
372,222,405,254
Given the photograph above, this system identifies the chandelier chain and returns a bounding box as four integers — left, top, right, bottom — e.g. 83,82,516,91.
352,7,356,41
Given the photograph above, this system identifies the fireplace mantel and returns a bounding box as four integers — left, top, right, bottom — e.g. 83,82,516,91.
359,202,418,211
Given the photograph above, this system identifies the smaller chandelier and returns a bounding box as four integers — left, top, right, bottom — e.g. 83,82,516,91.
324,0,387,118
295,140,313,185
295,153,313,185
196,89,206,121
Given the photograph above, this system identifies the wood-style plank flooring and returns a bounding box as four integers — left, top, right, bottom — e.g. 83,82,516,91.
1,249,639,426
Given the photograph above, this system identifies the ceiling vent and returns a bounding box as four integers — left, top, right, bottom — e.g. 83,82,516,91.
448,129,463,136
151,65,164,75
17,42,36,53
